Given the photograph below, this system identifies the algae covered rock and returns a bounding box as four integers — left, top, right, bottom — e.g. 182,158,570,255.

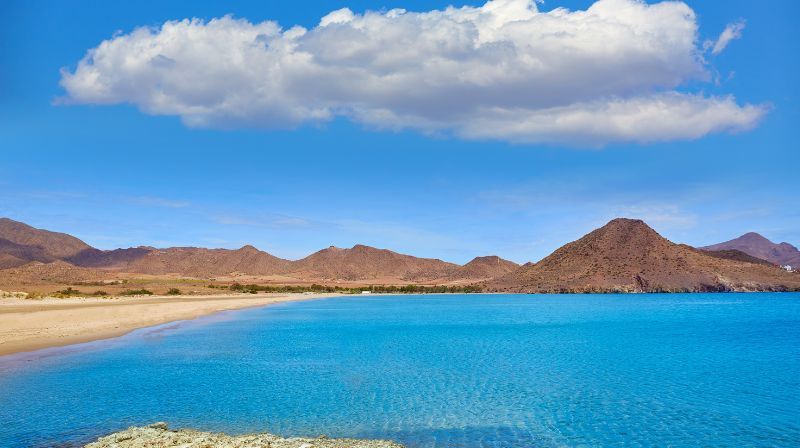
84,422,404,448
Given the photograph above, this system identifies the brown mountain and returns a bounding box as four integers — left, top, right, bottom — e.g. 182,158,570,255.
0,237,58,268
701,232,800,267
487,218,800,293
131,245,293,277
0,217,503,282
0,252,32,270
72,245,292,277
0,260,107,285
3,216,797,289
67,247,154,269
0,218,91,260
290,244,459,281
0,218,293,278
702,249,775,266
449,256,519,281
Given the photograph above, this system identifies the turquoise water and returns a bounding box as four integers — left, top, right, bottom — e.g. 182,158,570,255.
1,293,799,447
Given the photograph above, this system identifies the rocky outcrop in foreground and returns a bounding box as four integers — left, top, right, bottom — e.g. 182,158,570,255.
85,422,404,448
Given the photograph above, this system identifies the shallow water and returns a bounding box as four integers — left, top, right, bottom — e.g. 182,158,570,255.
1,293,799,447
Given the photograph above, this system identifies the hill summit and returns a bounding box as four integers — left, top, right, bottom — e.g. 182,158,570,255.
701,232,800,267
487,218,800,293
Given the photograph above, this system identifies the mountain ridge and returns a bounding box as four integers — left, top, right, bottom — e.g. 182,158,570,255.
1,217,797,290
701,232,800,267
0,218,516,283
0,218,92,261
486,218,800,293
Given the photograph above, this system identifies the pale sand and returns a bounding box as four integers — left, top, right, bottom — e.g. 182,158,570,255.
0,293,339,357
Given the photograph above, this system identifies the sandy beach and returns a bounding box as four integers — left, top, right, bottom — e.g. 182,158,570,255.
0,293,338,357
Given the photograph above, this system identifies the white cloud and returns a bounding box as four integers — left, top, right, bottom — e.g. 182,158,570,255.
60,0,765,146
409,93,764,145
708,20,745,55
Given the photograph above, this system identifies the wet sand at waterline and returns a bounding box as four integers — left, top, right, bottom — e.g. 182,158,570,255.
0,293,339,356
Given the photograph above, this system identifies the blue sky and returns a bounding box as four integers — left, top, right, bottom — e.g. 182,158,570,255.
1,0,798,264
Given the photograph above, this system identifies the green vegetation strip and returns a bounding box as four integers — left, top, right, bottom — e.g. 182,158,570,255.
215,283,484,294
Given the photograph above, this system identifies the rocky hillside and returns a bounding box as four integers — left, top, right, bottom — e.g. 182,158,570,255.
701,232,800,267
486,218,800,293
3,216,797,290
71,245,293,277
0,238,56,269
702,249,775,266
66,246,154,269
449,255,519,281
0,218,513,283
0,218,91,264
291,244,460,281
0,260,109,285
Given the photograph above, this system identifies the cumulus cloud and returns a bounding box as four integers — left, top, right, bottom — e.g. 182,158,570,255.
708,20,746,55
60,0,766,145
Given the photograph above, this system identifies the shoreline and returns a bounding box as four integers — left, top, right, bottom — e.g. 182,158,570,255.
0,292,341,357
3,291,797,358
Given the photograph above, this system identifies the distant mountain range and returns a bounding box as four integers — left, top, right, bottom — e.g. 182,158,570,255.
0,218,517,283
1,217,798,292
700,232,800,268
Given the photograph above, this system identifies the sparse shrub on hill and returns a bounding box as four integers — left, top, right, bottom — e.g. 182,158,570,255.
120,289,153,296
0,290,29,299
54,287,82,297
73,280,123,286
166,288,181,295
52,288,109,298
